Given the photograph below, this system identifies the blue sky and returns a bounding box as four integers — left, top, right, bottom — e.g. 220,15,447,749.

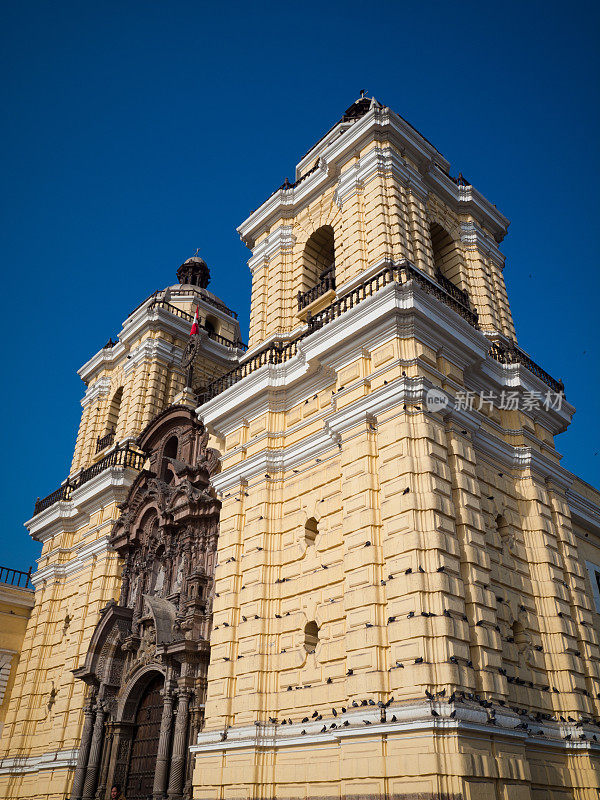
1,0,598,570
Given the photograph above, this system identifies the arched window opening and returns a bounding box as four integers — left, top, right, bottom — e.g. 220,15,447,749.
204,315,219,337
161,435,178,481
298,226,335,310
305,517,318,546
430,222,467,298
304,620,319,654
106,387,123,435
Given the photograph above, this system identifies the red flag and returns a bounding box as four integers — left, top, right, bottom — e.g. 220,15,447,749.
190,306,200,336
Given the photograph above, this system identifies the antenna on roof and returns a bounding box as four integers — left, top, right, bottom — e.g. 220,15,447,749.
359,88,367,98
193,248,201,257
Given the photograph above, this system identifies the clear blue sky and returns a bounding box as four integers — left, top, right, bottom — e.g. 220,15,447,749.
1,0,598,570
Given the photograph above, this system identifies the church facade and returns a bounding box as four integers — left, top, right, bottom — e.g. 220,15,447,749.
1,96,600,799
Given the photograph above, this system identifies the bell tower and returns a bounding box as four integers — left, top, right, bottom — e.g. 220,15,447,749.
241,95,515,351
193,98,600,800
0,255,245,800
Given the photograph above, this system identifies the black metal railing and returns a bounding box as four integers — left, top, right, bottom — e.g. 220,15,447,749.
147,299,247,350
298,271,336,311
206,260,478,400
167,288,239,320
0,566,32,589
96,430,115,453
434,270,471,309
488,340,564,394
204,259,564,401
33,442,146,517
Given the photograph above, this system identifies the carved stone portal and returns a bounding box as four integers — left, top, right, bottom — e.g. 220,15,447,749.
71,405,220,800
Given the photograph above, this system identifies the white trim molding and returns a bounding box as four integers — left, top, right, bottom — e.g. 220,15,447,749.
0,748,78,776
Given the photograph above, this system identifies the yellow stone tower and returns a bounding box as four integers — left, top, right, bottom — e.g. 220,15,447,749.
0,256,244,800
192,97,600,798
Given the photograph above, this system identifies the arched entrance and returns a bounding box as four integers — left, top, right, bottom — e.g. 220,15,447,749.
126,674,165,800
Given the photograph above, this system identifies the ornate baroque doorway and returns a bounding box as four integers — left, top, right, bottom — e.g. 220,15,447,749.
126,675,164,800
69,405,220,800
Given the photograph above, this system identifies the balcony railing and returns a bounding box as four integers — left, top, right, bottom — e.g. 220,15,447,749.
33,442,146,517
434,270,471,309
147,299,247,350
297,271,336,311
488,340,564,394
206,261,478,400
205,260,564,402
96,430,115,453
0,566,32,589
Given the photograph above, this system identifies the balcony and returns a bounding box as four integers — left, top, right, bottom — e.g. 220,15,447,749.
204,260,564,402
0,565,32,589
297,270,336,312
96,429,115,453
33,442,146,517
434,270,471,310
147,299,247,350
488,340,564,394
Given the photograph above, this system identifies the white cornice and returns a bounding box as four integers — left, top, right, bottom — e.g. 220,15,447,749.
198,278,572,438
0,748,79,775
26,466,139,544
192,700,599,755
568,490,600,534
78,294,242,386
81,376,112,408
460,221,505,268
31,535,115,587
238,106,507,248
427,166,510,243
247,226,296,275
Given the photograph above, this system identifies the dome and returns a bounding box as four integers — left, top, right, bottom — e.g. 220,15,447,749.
176,255,210,289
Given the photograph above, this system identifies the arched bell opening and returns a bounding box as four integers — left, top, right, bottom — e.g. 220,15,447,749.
298,226,336,310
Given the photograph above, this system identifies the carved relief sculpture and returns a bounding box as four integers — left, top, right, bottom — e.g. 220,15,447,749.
70,405,220,800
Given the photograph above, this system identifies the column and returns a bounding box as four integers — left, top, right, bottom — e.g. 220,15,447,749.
153,688,175,799
167,688,192,799
81,701,106,800
69,695,96,800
